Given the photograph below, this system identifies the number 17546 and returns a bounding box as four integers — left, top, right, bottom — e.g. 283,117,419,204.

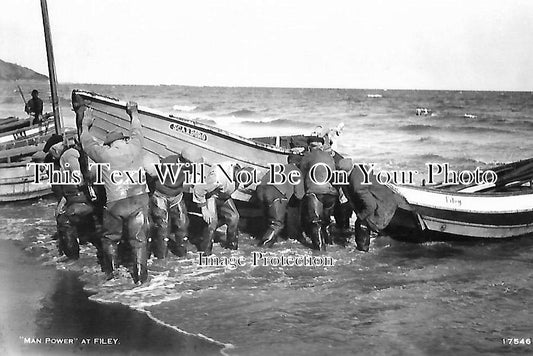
502,338,531,345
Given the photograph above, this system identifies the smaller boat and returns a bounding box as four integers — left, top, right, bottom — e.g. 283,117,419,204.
367,94,383,98
0,159,51,202
0,127,77,202
0,116,31,134
0,111,75,201
0,115,56,152
386,158,533,241
463,113,477,119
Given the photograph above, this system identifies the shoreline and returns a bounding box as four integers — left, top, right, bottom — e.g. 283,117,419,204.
0,238,223,356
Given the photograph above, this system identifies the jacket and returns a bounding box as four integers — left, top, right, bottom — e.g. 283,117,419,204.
259,163,305,201
193,162,238,206
81,116,147,203
342,164,398,231
299,148,338,196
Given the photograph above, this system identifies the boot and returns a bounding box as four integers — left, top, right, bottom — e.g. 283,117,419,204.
355,221,371,252
117,240,133,269
151,237,168,259
197,226,214,255
130,244,148,284
102,241,119,280
224,231,238,250
59,229,80,259
91,238,105,272
168,235,187,257
258,228,277,248
295,232,314,249
310,225,326,251
323,223,333,245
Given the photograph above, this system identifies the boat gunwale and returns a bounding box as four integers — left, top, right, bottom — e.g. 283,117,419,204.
0,161,38,169
389,183,533,198
0,119,55,139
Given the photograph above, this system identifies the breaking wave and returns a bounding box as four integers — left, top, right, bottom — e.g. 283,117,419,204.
195,103,215,112
448,125,513,134
399,124,439,132
226,109,259,118
172,104,197,112
240,118,308,127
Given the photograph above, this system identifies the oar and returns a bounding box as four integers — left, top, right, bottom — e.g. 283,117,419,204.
16,84,27,107
458,159,533,193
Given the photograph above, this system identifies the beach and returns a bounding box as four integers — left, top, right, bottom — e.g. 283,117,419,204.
0,239,223,356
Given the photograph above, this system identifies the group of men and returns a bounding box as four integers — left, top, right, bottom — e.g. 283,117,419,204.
43,98,399,285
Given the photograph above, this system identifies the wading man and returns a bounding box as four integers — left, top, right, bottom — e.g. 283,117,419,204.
193,162,250,254
148,148,203,258
299,136,338,251
256,154,305,247
43,135,104,267
337,158,399,252
80,102,150,284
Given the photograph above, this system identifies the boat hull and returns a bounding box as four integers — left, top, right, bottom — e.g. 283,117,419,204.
0,162,51,202
0,120,56,146
73,90,295,201
386,184,533,240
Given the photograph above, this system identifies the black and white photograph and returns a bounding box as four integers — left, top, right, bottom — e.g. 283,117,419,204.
1,0,532,355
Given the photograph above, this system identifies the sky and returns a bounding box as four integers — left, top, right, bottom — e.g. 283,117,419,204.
1,0,533,90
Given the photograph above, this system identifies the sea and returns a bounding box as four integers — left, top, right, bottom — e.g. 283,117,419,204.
1,82,532,355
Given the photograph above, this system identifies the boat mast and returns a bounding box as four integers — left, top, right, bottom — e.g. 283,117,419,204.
40,0,63,136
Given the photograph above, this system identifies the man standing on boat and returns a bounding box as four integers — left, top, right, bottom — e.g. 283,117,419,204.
80,102,150,284
148,149,203,258
43,135,104,266
299,136,338,251
25,89,44,125
193,162,249,254
337,158,399,252
256,154,305,247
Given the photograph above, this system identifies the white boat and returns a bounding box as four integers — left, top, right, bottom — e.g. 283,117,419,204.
0,116,55,146
386,158,533,240
72,90,305,201
0,160,51,202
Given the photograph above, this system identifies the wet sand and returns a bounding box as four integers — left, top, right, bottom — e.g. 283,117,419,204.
0,239,223,356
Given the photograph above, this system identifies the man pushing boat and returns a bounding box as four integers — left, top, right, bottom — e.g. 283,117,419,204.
43,134,104,266
80,102,150,284
255,154,305,247
299,136,338,251
192,162,254,254
337,158,399,252
147,149,203,259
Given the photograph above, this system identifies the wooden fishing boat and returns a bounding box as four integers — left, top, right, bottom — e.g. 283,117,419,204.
0,127,77,202
386,158,533,240
0,116,31,134
72,90,307,201
0,160,51,202
0,114,55,146
0,117,54,201
0,118,56,154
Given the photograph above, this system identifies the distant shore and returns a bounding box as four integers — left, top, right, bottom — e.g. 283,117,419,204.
0,239,223,356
